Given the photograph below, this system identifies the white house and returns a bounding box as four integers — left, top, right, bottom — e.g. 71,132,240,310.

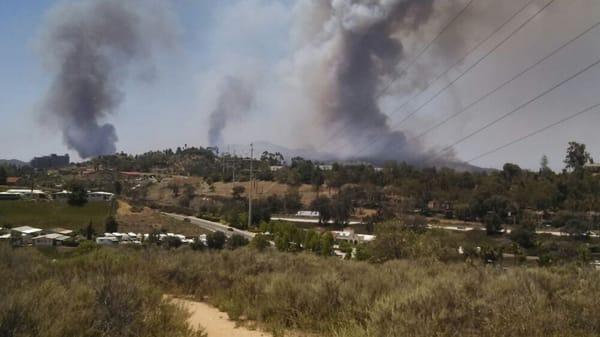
6,189,48,199
88,191,115,202
296,211,320,217
47,228,74,236
332,228,376,244
32,233,70,246
11,226,43,245
96,236,119,245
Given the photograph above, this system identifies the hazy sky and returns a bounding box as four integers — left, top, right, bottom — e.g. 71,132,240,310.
1,0,599,170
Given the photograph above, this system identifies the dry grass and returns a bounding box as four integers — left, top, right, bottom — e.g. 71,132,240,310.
116,200,209,236
4,243,598,337
146,179,336,207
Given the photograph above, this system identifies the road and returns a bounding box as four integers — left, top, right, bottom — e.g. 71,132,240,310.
428,224,599,238
165,212,597,240
162,212,256,240
270,216,362,225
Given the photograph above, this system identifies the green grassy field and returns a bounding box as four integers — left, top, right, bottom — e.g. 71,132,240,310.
0,200,111,231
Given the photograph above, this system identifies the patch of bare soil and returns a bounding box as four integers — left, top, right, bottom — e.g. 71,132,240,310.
171,298,272,337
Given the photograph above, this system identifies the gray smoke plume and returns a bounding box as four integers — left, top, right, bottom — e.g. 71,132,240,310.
39,0,176,158
290,0,466,165
209,77,255,146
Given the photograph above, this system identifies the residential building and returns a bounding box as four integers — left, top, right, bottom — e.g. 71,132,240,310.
33,233,70,246
30,154,70,169
88,191,114,202
11,226,43,245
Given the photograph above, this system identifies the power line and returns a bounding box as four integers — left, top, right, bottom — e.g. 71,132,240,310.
416,18,600,139
322,0,477,147
466,102,600,163
382,0,476,96
349,0,544,157
434,56,600,159
385,0,537,121
394,0,556,127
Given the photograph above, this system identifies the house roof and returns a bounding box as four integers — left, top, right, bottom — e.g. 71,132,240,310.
48,228,73,235
34,233,70,241
12,226,43,234
6,177,20,184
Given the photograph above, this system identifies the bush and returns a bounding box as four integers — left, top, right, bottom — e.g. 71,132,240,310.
206,231,226,250
105,216,119,233
228,234,249,250
251,234,270,251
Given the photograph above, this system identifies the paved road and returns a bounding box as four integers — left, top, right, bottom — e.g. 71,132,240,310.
271,216,362,225
428,224,599,238
163,212,256,240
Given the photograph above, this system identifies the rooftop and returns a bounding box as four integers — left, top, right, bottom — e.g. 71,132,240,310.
12,226,43,234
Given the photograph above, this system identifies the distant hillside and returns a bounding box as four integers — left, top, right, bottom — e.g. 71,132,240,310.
225,141,491,172
0,159,28,167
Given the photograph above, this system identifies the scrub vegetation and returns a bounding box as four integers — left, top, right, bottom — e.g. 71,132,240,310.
2,243,599,337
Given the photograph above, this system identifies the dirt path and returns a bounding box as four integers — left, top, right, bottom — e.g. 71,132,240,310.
171,298,272,337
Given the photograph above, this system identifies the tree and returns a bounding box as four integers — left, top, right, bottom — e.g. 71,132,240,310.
510,226,536,249
228,234,249,249
369,222,434,262
113,181,123,195
191,238,206,251
84,220,95,240
540,155,552,174
164,236,182,249
484,212,503,235
168,182,180,197
330,195,352,225
564,141,593,172
232,185,245,200
0,166,7,185
310,196,332,225
105,216,119,233
310,168,325,196
320,232,334,256
251,234,270,251
179,183,196,207
67,180,88,207
207,231,226,249
502,163,522,183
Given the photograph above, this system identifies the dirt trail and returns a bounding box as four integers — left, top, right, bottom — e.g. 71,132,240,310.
172,298,272,337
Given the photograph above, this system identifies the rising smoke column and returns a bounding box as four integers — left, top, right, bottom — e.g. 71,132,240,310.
208,77,255,146
39,0,176,158
291,0,463,164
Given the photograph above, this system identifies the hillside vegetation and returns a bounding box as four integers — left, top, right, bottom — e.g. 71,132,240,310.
2,244,599,337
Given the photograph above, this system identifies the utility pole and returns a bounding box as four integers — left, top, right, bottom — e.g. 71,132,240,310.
248,143,253,229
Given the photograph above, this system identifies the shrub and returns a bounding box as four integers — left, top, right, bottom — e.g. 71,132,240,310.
206,231,226,250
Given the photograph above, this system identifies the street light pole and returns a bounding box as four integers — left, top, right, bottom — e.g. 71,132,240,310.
248,143,253,229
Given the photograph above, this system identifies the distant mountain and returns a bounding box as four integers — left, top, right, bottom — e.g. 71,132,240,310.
0,159,28,167
221,141,491,172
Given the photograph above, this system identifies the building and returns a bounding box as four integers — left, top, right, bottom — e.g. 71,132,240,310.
96,236,119,245
5,189,48,199
296,211,320,217
11,226,43,245
30,154,70,169
52,190,71,202
317,165,333,171
32,233,70,246
6,177,20,185
0,192,21,201
332,228,376,244
47,228,74,236
88,191,115,202
584,163,600,175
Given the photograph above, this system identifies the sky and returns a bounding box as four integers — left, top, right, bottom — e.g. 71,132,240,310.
0,0,599,171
